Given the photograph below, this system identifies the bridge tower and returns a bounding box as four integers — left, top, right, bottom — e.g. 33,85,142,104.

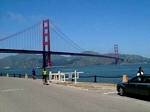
114,44,119,64
43,19,51,68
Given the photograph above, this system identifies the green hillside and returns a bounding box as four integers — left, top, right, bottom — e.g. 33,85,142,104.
0,51,150,68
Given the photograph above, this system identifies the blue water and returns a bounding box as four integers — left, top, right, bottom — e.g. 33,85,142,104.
1,64,150,83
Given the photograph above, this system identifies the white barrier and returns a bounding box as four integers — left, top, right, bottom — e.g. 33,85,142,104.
49,70,83,83
49,71,66,82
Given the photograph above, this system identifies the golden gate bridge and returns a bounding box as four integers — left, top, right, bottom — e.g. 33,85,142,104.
0,19,123,68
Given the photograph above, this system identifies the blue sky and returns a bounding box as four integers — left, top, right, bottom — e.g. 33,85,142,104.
1,0,150,57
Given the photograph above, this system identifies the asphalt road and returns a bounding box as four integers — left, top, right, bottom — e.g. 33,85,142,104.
0,77,150,112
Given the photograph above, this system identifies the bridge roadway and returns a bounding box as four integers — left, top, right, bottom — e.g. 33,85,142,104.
0,48,123,60
0,77,149,112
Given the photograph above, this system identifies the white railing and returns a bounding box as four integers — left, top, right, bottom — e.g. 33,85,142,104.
49,70,84,84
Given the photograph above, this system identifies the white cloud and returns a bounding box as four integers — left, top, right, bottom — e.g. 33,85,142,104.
2,11,49,23
4,11,27,22
29,15,49,21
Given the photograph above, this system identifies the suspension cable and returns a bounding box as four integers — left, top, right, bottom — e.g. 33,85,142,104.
50,20,86,52
0,21,42,42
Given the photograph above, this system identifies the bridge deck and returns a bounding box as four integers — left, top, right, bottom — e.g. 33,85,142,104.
0,48,123,60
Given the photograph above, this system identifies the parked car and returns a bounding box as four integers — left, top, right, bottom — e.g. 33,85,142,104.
117,76,150,96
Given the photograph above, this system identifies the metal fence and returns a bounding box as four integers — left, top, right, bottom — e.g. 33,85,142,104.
0,73,42,79
0,72,134,83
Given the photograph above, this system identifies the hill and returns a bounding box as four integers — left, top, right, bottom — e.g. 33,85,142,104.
0,51,150,68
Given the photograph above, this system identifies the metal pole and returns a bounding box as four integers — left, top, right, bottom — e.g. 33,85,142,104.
94,75,97,83
74,70,77,84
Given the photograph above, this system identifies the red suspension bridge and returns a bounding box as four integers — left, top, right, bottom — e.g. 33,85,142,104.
0,19,122,68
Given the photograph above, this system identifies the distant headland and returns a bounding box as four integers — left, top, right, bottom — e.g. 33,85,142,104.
0,51,150,68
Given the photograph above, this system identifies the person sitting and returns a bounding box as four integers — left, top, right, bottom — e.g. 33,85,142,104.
137,67,144,76
32,68,36,79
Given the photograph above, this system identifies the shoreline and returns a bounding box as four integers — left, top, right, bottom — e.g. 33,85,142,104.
50,80,116,91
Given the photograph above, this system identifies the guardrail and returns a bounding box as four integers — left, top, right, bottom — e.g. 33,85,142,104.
0,73,41,79
79,75,122,83
0,72,134,83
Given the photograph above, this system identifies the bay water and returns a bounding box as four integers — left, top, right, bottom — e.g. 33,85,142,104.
1,64,150,83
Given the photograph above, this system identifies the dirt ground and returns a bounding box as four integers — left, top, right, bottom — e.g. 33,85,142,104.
51,81,116,91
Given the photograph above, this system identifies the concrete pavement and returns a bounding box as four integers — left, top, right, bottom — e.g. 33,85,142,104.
0,77,150,112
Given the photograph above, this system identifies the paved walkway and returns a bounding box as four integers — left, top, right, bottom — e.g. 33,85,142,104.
0,77,150,112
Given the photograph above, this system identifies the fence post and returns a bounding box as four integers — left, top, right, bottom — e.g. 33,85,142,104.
49,71,52,81
64,74,66,82
25,73,28,79
58,71,61,81
74,70,77,84
94,75,97,83
6,73,9,77
122,75,128,83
